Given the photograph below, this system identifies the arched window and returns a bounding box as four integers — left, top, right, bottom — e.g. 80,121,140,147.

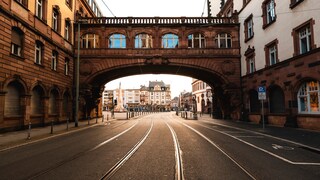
31,86,44,114
109,34,126,48
188,33,205,48
215,33,232,48
249,90,260,113
11,27,24,57
81,33,99,48
62,92,70,116
5,81,23,116
135,33,153,48
298,81,320,114
269,86,285,113
162,34,179,48
49,89,59,115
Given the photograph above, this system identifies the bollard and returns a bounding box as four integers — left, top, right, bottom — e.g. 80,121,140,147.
127,112,128,119
50,120,53,134
27,121,31,140
102,115,104,122
88,117,90,125
107,114,109,121
96,116,98,124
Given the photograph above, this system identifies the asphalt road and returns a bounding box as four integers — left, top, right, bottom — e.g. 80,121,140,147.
0,112,319,179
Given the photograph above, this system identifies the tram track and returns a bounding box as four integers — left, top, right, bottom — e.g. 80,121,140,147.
27,120,140,180
100,120,154,179
175,118,257,180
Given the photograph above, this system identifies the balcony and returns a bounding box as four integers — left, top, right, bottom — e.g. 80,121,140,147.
78,48,240,58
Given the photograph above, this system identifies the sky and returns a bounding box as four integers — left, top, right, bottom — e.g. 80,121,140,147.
97,0,207,97
97,0,207,17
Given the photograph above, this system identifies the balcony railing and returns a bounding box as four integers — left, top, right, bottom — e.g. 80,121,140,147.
77,48,240,57
79,16,238,25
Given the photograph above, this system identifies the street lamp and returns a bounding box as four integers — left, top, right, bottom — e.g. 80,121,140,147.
74,19,86,127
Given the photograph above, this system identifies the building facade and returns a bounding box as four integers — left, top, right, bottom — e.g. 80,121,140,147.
212,0,320,130
192,79,212,113
0,0,101,131
102,80,172,112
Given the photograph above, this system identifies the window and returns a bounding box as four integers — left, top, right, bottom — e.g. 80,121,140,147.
265,39,278,66
51,51,58,71
188,33,205,48
35,41,43,65
269,86,285,113
65,19,71,41
215,33,232,48
290,0,304,9
245,46,255,74
298,81,320,114
31,86,44,114
249,90,260,113
81,34,99,48
109,34,126,48
15,0,28,7
244,15,254,41
11,27,23,57
64,58,69,75
135,33,153,48
5,81,24,116
66,0,72,8
262,0,276,27
293,20,314,56
249,58,255,73
49,90,58,115
36,0,43,20
162,34,179,48
52,7,60,32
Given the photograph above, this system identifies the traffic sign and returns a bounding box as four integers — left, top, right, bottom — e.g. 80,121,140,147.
258,86,266,100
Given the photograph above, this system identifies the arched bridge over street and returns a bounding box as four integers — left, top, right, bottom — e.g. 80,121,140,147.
75,16,241,120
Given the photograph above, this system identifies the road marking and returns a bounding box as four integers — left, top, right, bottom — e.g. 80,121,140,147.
235,136,264,138
201,120,320,154
272,144,294,151
197,123,320,166
181,122,257,180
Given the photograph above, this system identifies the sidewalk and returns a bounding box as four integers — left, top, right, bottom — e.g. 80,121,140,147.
0,111,146,151
0,116,114,152
192,114,320,151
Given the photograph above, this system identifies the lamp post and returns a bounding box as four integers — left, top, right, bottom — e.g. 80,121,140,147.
74,20,81,127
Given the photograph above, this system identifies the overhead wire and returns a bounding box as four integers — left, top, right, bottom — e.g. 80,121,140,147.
201,0,207,17
101,0,116,17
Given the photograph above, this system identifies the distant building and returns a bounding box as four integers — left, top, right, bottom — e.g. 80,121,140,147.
192,79,212,113
103,80,172,111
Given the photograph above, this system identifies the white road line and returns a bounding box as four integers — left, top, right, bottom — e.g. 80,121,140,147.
202,120,320,153
197,123,320,166
181,122,257,180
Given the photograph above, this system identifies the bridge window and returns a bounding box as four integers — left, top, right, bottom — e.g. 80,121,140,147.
135,34,153,48
81,34,99,48
162,34,179,48
298,81,320,114
215,33,232,48
188,33,205,48
109,34,126,48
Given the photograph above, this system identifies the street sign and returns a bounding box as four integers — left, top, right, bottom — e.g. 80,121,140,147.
258,86,266,100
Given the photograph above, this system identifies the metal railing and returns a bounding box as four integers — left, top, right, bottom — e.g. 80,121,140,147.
79,16,238,25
